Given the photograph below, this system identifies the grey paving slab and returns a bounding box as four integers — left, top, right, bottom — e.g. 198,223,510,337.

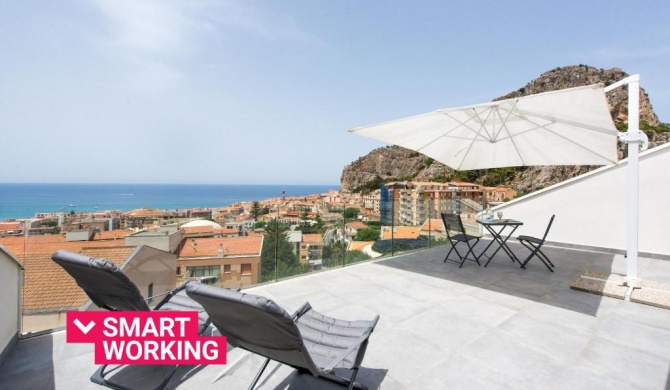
594,313,670,359
495,312,591,362
551,364,647,390
577,336,670,389
2,246,670,389
409,354,518,390
362,327,449,386
460,331,568,389
434,295,517,329
397,307,489,352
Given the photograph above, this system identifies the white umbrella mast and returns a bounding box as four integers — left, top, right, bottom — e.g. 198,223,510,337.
605,74,648,284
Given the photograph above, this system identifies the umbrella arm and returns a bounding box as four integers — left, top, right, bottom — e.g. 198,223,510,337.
618,131,648,152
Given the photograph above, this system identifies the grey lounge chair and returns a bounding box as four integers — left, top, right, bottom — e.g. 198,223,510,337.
51,249,212,390
185,282,380,390
518,215,556,272
441,212,481,267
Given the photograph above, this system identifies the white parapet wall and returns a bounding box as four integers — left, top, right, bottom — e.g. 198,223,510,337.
0,244,22,364
493,142,670,258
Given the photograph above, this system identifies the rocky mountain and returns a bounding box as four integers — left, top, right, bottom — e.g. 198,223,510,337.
341,65,668,194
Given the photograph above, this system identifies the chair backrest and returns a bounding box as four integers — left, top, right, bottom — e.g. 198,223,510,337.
441,212,465,238
540,215,556,243
51,250,150,311
185,282,319,374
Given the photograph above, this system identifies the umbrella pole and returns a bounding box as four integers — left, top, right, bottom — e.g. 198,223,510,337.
625,77,640,284
606,75,649,285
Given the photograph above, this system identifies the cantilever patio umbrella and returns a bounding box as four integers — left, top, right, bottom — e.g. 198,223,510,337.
349,79,647,283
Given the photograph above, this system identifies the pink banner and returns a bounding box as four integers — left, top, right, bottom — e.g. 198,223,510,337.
67,311,227,365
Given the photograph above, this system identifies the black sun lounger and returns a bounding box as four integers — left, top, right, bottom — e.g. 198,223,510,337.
185,282,380,390
51,249,211,390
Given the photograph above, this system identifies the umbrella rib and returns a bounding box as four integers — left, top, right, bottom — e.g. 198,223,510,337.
524,119,618,164
413,112,483,152
455,108,496,170
492,101,519,141
496,106,618,135
495,102,527,166
469,107,495,141
440,110,493,142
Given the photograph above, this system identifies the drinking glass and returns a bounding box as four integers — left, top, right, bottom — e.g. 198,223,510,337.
496,211,503,220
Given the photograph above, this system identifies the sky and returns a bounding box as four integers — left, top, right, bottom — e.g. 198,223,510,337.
1,1,669,185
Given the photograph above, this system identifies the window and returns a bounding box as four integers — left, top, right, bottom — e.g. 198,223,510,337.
186,265,221,277
223,264,231,274
241,264,252,276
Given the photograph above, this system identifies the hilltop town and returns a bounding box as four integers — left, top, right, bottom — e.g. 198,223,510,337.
0,181,513,334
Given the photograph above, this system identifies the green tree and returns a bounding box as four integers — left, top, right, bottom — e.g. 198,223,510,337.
345,250,371,264
251,201,261,220
354,228,380,241
254,221,267,229
260,221,307,282
322,241,345,267
344,208,360,220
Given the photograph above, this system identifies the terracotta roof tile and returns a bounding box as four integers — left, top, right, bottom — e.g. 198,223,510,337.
346,222,368,230
348,241,374,252
93,229,134,241
420,219,446,232
23,246,137,311
0,235,127,259
381,226,420,240
125,208,165,217
178,236,263,258
301,234,323,244
182,226,214,234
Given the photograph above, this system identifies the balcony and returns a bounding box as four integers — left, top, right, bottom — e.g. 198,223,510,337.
2,143,670,388
1,242,670,389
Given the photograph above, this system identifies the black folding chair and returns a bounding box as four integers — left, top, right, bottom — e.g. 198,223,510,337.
441,212,481,268
518,215,555,272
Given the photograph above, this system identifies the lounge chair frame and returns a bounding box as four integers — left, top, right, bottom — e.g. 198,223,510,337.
51,250,211,390
185,282,380,390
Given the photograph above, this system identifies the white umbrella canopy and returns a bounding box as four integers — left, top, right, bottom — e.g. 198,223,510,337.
350,78,649,283
349,84,619,170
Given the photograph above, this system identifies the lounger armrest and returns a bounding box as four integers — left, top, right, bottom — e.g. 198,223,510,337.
151,282,189,309
292,301,312,321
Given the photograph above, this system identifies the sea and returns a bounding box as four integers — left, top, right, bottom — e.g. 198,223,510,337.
0,183,338,221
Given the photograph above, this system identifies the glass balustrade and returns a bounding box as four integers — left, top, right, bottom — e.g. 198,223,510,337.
7,184,491,334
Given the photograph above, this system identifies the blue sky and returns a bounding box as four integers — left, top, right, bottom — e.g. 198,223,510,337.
1,1,668,185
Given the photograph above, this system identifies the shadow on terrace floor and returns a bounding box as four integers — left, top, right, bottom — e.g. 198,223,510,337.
375,241,655,317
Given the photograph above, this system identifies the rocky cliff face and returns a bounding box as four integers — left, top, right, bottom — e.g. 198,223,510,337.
341,65,666,193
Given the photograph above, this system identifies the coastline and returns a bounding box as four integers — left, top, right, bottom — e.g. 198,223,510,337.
0,183,340,221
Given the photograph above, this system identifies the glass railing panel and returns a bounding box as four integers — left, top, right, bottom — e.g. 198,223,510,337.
8,182,496,335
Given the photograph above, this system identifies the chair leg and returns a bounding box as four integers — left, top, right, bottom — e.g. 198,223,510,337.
348,368,360,390
537,249,554,267
520,242,553,272
321,370,367,390
248,358,271,390
443,245,456,263
464,238,481,267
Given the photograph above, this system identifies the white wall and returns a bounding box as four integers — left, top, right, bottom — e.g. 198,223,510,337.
494,143,670,257
0,245,22,363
